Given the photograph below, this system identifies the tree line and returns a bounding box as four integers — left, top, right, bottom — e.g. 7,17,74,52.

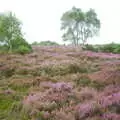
61,7,100,46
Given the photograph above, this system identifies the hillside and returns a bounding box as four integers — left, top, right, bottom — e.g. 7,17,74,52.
0,46,120,120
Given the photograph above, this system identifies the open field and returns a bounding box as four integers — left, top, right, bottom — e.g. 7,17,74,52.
0,46,120,120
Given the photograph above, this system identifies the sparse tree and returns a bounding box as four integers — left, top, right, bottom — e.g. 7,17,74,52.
61,7,100,46
0,12,24,52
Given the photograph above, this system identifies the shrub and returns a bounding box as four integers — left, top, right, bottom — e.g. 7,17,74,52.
0,45,9,53
15,45,32,54
99,43,120,53
0,67,15,78
83,44,98,52
22,82,73,119
113,46,120,53
75,87,97,102
75,77,91,86
75,101,101,120
83,43,120,54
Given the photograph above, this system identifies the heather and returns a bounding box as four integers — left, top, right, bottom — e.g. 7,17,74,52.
0,46,120,120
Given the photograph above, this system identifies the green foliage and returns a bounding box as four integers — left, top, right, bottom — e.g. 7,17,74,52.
0,45,9,53
0,12,32,54
14,45,32,54
83,44,100,52
75,78,91,86
75,77,105,90
32,40,59,46
61,7,100,45
84,43,120,53
101,43,120,53
68,64,88,73
0,99,13,110
31,41,38,45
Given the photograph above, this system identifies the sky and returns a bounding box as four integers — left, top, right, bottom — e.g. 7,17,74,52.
0,0,120,44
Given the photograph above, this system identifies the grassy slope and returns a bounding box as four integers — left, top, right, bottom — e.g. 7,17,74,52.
0,46,120,120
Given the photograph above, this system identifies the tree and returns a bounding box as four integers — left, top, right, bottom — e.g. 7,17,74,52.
32,41,59,46
32,41,39,45
61,7,101,46
0,12,31,53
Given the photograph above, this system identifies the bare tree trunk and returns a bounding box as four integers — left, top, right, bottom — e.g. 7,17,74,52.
8,39,12,53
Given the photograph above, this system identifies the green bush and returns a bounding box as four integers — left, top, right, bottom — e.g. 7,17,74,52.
83,43,120,54
113,47,120,53
15,45,32,54
101,43,120,53
0,38,32,54
83,44,99,52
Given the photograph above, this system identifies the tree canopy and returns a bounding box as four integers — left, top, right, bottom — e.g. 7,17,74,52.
0,12,32,54
61,7,101,45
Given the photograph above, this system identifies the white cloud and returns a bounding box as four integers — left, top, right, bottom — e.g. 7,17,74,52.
0,0,120,44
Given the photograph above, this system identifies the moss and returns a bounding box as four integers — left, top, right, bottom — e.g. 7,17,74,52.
0,99,13,110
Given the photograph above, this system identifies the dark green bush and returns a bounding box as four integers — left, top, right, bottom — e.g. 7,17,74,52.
0,38,32,54
83,43,120,54
14,45,32,54
100,43,120,53
113,47,120,53
83,44,99,52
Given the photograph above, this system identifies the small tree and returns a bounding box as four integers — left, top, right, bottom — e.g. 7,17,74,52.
0,12,32,53
61,7,101,46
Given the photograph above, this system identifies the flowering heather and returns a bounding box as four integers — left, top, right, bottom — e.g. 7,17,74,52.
75,101,100,120
83,51,120,59
102,113,120,120
99,92,120,108
100,85,120,96
75,87,120,120
97,60,120,72
51,82,73,92
89,70,120,84
54,111,75,120
74,87,97,101
23,82,73,113
1,46,120,120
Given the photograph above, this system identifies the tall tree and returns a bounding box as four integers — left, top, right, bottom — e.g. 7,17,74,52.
61,7,100,45
0,12,22,51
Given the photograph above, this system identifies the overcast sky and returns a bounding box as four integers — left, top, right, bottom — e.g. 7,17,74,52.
0,0,120,44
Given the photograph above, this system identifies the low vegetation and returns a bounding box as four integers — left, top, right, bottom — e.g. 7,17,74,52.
84,43,120,54
0,8,120,120
0,46,120,120
32,41,59,46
